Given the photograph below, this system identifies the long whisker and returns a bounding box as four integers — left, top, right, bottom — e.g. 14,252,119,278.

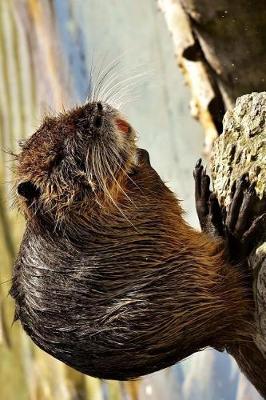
109,146,143,193
104,151,136,207
87,52,149,111
90,145,139,231
103,72,147,104
94,60,122,102
89,52,129,103
102,186,139,232
92,64,115,102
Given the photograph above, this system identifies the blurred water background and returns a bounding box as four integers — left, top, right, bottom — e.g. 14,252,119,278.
0,1,262,399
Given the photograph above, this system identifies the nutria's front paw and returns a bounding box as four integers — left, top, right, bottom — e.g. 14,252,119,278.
224,174,266,262
193,158,224,237
193,161,265,264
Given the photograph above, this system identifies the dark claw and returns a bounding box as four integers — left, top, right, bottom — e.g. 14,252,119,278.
234,184,256,237
195,158,202,168
242,213,266,246
224,175,264,262
227,213,266,262
193,163,264,264
193,160,203,195
222,206,227,221
248,182,256,196
230,180,236,199
209,193,224,237
226,176,257,238
241,172,249,182
193,159,203,178
201,171,211,198
193,159,224,237
226,177,248,231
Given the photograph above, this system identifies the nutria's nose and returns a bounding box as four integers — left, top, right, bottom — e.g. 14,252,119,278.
17,181,40,201
93,102,103,128
97,102,103,111
94,115,102,128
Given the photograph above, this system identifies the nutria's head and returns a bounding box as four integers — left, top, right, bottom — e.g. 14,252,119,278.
15,102,137,221
11,101,251,380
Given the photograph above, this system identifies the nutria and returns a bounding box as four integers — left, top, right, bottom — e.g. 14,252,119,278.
10,101,265,396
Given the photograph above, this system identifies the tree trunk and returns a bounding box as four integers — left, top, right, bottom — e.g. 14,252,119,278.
210,92,266,356
158,0,266,151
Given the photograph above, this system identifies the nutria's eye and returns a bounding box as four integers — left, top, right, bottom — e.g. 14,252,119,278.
17,181,40,201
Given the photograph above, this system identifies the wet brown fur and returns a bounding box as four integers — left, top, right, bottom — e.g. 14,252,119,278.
10,102,261,390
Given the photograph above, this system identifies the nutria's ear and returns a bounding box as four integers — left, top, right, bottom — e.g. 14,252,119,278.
137,148,151,166
17,181,40,201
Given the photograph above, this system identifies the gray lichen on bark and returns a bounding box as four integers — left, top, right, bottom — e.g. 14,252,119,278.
210,92,266,354
211,92,265,207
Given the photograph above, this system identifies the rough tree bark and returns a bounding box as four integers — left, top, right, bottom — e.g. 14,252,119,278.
210,92,266,356
158,0,266,151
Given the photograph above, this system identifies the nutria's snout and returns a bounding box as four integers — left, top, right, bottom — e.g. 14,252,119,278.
77,101,132,139
75,101,104,135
